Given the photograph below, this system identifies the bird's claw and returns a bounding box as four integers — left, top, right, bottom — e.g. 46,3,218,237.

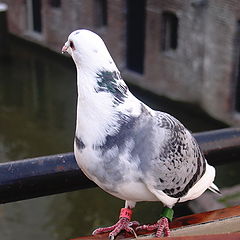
136,217,170,237
93,218,140,239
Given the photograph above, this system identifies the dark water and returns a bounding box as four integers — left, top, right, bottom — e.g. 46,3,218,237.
0,36,237,240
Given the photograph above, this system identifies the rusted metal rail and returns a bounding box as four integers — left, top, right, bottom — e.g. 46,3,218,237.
0,128,240,204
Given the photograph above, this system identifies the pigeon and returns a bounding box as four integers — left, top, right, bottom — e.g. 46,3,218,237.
62,29,220,239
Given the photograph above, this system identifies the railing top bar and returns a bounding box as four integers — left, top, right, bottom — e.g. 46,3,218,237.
0,127,239,204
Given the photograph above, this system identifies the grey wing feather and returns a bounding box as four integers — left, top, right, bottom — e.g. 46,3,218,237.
143,111,206,198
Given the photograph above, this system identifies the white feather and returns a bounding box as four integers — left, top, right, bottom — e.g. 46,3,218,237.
179,163,216,202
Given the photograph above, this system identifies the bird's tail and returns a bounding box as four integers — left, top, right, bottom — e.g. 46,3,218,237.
208,183,221,195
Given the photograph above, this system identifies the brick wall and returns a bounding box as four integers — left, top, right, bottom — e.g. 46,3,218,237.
2,0,240,125
2,0,126,65
201,0,240,124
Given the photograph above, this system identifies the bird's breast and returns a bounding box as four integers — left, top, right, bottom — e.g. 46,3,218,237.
74,141,157,202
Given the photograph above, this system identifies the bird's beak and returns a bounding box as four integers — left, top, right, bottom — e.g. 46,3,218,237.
62,45,68,54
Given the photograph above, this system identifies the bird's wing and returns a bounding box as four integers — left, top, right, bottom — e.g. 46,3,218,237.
141,110,207,199
118,103,207,200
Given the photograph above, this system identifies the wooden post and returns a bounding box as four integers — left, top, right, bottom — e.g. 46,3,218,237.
0,3,8,58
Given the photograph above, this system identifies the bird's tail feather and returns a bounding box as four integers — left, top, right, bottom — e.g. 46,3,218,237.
209,183,221,195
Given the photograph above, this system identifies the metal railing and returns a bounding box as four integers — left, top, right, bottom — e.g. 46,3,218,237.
0,128,240,204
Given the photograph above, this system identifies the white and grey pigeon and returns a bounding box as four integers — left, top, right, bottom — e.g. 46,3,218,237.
62,29,220,239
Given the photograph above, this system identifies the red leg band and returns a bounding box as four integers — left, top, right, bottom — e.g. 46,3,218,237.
119,208,132,220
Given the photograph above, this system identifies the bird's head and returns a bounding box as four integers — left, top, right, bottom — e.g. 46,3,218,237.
62,29,116,72
62,29,128,105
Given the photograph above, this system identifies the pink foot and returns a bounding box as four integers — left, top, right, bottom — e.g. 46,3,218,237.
136,217,170,237
92,218,140,239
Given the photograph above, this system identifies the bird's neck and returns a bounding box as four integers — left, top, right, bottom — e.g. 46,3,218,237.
75,68,127,145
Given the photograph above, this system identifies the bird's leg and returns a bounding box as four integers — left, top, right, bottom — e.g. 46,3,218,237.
92,207,140,239
136,207,174,237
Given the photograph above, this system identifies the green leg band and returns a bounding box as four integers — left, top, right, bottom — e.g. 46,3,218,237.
160,207,174,221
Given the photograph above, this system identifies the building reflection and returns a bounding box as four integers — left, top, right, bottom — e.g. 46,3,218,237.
0,37,76,161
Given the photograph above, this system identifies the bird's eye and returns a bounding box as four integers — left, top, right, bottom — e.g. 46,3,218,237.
70,41,75,49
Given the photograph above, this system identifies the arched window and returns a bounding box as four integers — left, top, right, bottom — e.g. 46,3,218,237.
161,11,179,51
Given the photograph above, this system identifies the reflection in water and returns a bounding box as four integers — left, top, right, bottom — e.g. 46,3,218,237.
0,36,234,240
0,37,76,161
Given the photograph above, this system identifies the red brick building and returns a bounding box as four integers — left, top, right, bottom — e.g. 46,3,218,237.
2,0,240,126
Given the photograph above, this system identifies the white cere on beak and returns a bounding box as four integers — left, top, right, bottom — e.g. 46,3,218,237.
62,45,68,54
61,40,75,54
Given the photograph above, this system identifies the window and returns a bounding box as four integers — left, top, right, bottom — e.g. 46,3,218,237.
161,11,178,51
95,0,107,27
126,0,146,74
49,0,61,8
31,0,42,33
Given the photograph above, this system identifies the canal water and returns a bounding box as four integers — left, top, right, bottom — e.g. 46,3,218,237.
0,36,238,240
